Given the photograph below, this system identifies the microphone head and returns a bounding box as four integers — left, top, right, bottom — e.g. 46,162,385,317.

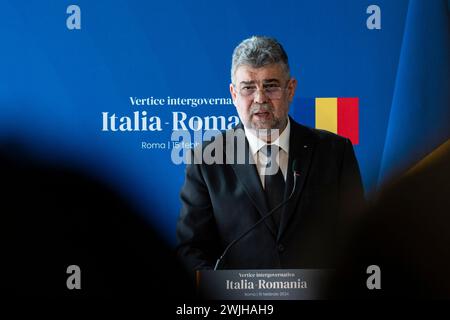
292,159,301,176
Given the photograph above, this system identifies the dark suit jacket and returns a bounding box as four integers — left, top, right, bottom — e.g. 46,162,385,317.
176,117,364,270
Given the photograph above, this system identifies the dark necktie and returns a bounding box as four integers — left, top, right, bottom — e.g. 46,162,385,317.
260,145,285,229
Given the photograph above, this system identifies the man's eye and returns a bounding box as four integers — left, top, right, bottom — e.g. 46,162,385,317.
241,86,256,91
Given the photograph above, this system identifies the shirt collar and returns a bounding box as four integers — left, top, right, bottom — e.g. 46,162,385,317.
244,118,291,156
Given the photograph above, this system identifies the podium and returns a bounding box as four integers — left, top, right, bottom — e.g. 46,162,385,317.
196,269,333,300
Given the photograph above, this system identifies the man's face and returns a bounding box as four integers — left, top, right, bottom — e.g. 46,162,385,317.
230,63,297,131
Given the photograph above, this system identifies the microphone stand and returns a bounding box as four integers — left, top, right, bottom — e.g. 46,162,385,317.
214,167,300,270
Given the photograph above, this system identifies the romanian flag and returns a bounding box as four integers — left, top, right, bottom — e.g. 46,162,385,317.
293,97,359,145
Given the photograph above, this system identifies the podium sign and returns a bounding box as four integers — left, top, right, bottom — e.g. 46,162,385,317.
196,269,333,300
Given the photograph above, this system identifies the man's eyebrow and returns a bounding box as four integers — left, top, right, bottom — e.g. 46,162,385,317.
239,80,256,85
239,79,281,85
263,79,280,84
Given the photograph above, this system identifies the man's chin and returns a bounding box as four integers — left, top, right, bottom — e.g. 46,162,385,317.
250,120,278,130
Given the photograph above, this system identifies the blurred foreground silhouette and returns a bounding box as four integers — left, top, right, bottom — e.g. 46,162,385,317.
0,142,193,298
332,140,450,299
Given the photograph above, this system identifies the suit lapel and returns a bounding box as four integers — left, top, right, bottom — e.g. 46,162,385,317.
226,125,277,237
277,119,315,241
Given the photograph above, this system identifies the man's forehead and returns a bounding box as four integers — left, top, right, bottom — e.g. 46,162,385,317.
235,64,286,83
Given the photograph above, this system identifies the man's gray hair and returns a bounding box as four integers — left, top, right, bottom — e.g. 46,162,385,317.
231,36,290,83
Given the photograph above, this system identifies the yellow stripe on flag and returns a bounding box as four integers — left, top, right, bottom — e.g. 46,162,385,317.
315,98,337,133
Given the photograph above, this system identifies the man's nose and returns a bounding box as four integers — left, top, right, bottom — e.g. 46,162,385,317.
253,88,268,104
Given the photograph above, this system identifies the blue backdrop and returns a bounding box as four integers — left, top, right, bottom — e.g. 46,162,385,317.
1,0,448,245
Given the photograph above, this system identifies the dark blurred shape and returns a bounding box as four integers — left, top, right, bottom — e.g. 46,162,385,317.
332,140,450,299
0,142,193,298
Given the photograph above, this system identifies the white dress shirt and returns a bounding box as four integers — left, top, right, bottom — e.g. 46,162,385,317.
244,118,290,188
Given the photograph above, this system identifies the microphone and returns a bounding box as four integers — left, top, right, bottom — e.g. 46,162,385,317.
214,160,301,270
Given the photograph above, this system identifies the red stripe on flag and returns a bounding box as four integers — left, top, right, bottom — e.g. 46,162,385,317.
337,97,359,145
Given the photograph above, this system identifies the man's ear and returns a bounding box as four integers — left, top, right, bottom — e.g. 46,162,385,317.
287,78,297,102
230,83,238,107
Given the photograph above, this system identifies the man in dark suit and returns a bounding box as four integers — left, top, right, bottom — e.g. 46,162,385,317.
176,36,364,271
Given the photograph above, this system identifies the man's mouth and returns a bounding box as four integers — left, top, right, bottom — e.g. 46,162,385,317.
253,111,271,118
